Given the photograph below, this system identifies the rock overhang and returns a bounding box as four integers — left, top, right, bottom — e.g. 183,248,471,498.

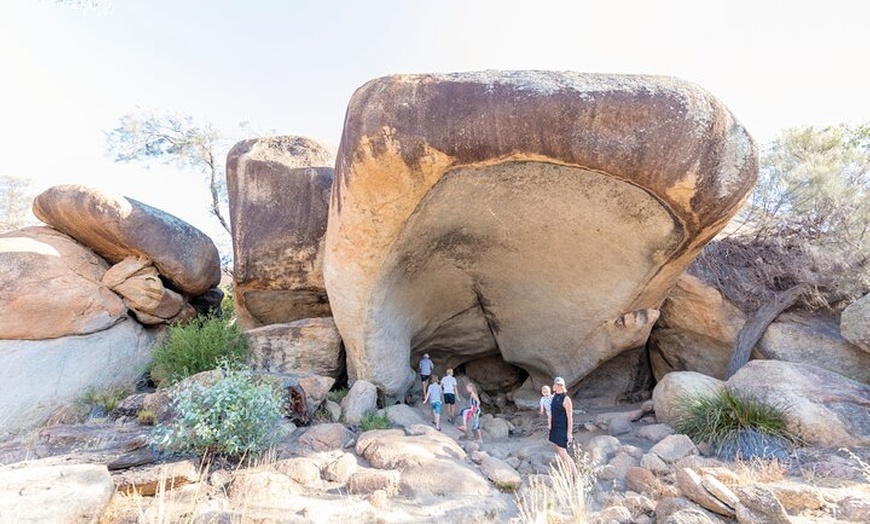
324,71,757,398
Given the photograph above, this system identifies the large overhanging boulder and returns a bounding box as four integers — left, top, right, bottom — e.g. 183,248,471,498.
324,71,757,399
226,136,334,329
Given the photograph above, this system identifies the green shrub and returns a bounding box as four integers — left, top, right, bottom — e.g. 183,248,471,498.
151,366,282,460
674,387,798,460
149,315,248,386
360,411,390,431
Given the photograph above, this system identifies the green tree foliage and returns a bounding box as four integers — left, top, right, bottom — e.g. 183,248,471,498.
0,175,35,233
747,124,869,251
105,109,232,234
695,124,870,311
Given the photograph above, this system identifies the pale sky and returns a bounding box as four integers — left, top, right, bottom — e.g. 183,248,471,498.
2,0,869,249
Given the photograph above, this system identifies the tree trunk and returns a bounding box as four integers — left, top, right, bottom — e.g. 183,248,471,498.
723,284,808,379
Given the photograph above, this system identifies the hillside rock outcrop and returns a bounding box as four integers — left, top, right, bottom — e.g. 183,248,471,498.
226,136,334,329
651,274,870,383
33,184,220,296
324,71,757,399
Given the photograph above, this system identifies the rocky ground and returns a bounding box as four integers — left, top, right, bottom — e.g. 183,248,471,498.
1,398,869,524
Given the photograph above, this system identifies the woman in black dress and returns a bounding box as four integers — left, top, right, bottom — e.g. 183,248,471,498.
548,377,576,473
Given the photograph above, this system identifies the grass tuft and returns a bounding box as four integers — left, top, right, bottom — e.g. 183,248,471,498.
674,387,799,460
359,411,391,431
78,386,130,418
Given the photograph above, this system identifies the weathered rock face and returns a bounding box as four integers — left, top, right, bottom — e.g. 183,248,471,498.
652,274,870,383
0,464,115,523
728,360,870,448
650,274,747,380
226,136,334,329
0,318,156,436
324,71,757,398
758,313,870,384
32,184,220,296
246,317,344,378
0,226,127,340
102,256,195,325
841,293,870,352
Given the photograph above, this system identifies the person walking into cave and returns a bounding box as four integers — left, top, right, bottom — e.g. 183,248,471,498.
457,382,482,442
549,377,577,475
441,368,458,422
418,353,434,395
423,374,443,430
539,384,553,430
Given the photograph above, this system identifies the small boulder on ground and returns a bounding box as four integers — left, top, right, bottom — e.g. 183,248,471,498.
297,423,355,452
355,427,491,496
341,380,378,425
652,371,722,426
0,464,114,523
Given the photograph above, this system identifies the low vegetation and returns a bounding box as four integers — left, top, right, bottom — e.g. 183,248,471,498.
327,387,349,403
359,411,390,431
149,314,248,386
673,387,799,460
77,386,130,418
151,366,283,460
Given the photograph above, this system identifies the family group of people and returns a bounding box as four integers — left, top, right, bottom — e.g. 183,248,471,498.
419,353,577,472
418,353,482,442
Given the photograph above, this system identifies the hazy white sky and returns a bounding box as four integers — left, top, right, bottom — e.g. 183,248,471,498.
2,0,868,246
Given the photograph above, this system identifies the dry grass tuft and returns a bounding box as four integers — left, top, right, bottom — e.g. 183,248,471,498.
515,446,597,524
733,456,789,483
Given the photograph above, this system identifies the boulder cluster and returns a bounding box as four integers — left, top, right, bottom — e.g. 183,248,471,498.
0,185,222,434
2,69,869,449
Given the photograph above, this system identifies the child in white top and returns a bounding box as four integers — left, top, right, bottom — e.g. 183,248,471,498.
539,385,553,430
440,368,458,422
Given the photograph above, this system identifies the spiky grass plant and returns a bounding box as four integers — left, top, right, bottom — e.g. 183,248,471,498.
78,386,130,418
674,387,798,460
